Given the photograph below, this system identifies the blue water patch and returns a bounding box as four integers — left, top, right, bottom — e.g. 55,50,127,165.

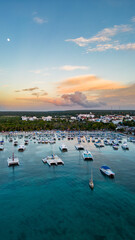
0,134,135,240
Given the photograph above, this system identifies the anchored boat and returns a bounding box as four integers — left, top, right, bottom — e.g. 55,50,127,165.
59,144,68,152
7,153,19,167
42,154,64,166
100,166,115,178
82,150,93,160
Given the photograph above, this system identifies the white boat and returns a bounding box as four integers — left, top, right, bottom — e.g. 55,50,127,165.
13,140,18,146
59,144,68,152
9,137,13,142
82,150,93,160
0,145,4,151
24,140,29,145
113,145,118,150
89,169,94,190
49,139,56,144
18,145,25,151
75,144,84,150
94,143,104,148
100,166,115,178
104,139,109,145
42,154,64,166
121,143,129,150
7,153,19,167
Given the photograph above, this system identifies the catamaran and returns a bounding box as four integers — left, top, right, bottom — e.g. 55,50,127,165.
7,153,19,167
42,154,64,166
59,144,68,152
75,144,84,150
82,150,93,160
18,145,25,151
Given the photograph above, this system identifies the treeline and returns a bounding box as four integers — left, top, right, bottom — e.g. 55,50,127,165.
0,116,116,132
0,110,135,118
123,120,135,127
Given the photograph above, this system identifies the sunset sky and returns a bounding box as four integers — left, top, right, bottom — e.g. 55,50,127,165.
0,0,135,110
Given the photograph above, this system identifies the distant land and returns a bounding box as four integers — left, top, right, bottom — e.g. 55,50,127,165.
0,110,135,118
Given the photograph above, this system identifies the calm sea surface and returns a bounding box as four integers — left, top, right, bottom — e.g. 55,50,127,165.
0,133,135,240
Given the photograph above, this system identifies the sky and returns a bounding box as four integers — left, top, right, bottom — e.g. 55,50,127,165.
0,0,135,111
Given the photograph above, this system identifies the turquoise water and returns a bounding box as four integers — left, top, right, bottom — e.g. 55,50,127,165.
0,134,135,240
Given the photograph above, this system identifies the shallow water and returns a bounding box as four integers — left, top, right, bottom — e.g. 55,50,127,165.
0,134,135,240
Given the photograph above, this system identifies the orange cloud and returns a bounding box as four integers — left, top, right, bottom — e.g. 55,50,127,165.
58,75,124,94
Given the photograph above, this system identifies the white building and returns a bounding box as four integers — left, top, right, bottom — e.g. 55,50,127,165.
22,116,28,121
42,116,52,121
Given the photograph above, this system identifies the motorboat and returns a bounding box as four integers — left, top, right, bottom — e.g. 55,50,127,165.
86,137,90,142
0,145,4,151
18,145,25,151
7,153,19,167
42,154,64,166
59,144,68,152
100,166,115,178
121,143,129,150
24,140,29,145
113,145,118,150
13,140,18,146
104,139,109,145
75,144,84,150
49,139,56,144
9,137,13,142
94,143,104,148
82,150,93,160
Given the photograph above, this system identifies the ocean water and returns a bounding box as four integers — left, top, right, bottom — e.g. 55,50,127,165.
0,134,135,240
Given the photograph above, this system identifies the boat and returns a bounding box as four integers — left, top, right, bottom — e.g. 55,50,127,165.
113,145,118,150
0,145,4,151
100,166,115,178
42,154,64,166
86,137,90,142
13,140,18,146
49,139,56,144
18,145,25,151
59,144,68,152
75,144,84,150
82,150,93,160
9,137,13,142
7,153,19,167
104,139,109,145
89,169,94,190
24,140,29,145
121,143,129,150
94,143,104,148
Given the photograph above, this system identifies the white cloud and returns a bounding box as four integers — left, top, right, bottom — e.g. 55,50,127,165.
29,68,50,76
66,24,132,47
60,65,89,71
87,42,135,52
29,69,42,74
33,17,47,24
131,16,135,23
66,20,135,53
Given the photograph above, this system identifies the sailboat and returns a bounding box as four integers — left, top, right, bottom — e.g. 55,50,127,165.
89,169,94,190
